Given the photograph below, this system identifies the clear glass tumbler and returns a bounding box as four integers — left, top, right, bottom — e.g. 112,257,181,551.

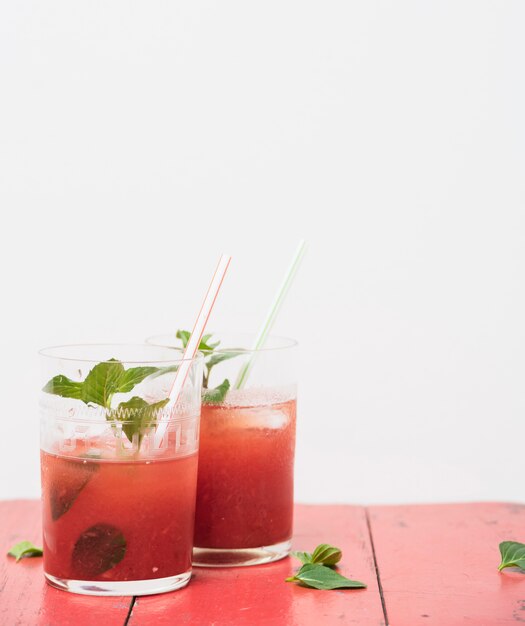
39,344,203,595
147,333,297,567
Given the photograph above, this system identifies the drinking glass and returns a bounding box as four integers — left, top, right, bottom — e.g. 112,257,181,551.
39,344,203,595
147,333,297,567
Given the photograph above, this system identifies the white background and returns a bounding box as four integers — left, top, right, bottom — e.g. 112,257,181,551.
1,1,524,504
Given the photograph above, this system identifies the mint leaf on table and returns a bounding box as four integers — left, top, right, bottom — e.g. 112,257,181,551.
112,396,170,443
8,541,43,562
288,544,364,590
311,543,342,566
203,379,230,404
72,524,126,578
292,551,314,565
498,541,525,572
286,563,366,590
292,543,342,567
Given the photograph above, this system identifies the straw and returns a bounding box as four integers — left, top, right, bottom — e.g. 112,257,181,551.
155,254,231,445
234,239,306,389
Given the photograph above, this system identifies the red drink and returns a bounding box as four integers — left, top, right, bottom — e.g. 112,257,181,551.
41,447,198,586
194,397,296,554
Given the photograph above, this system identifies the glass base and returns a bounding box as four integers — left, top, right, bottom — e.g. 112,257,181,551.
192,539,291,568
44,570,192,596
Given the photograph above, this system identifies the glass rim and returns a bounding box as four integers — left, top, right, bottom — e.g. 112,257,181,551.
146,332,298,354
38,343,204,365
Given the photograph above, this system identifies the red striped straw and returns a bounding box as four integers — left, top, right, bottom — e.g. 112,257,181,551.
155,254,231,445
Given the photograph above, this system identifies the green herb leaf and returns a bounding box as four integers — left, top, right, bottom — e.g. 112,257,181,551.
176,329,220,353
43,359,160,409
42,375,83,399
176,329,190,347
292,543,342,567
82,359,125,407
118,367,159,393
176,329,241,389
201,333,220,350
206,351,240,370
72,524,126,577
498,541,525,572
311,544,342,566
113,396,170,443
149,364,179,379
49,459,98,521
286,563,366,590
203,379,230,404
8,541,43,562
291,551,314,565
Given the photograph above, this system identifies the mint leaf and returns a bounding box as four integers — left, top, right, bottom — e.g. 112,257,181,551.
292,543,342,567
201,333,220,350
498,541,525,572
149,364,179,379
82,359,125,407
42,375,83,399
286,563,366,590
176,329,219,353
203,379,230,404
113,396,169,443
176,329,241,389
50,459,98,521
43,359,160,409
176,330,191,348
72,524,126,577
311,544,342,566
8,541,43,562
118,366,159,393
291,551,313,565
206,351,239,370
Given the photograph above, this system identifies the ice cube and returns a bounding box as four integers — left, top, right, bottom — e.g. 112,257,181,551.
234,407,289,430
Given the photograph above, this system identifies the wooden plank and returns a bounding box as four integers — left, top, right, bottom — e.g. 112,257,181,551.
129,504,386,626
0,500,131,626
368,502,525,626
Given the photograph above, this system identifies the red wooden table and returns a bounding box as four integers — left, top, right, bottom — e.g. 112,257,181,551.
1,501,524,625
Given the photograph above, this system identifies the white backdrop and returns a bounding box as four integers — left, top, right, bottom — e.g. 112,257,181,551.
1,1,524,504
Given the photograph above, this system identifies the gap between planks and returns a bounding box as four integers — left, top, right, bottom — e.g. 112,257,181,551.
365,507,390,626
124,597,137,626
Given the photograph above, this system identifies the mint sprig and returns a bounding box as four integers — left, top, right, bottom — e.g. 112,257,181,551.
43,359,164,444
8,541,43,562
498,541,525,572
292,543,342,567
287,544,366,591
44,360,158,408
202,379,230,404
111,396,170,444
176,329,239,403
286,563,366,590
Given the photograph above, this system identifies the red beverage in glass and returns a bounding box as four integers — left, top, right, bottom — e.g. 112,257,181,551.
194,397,296,555
41,447,198,584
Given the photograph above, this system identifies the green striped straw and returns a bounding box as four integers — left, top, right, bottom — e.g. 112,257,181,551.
234,239,307,389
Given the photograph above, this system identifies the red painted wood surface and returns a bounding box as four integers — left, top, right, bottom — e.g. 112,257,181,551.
129,505,385,626
368,502,525,626
2,501,525,625
0,500,132,626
